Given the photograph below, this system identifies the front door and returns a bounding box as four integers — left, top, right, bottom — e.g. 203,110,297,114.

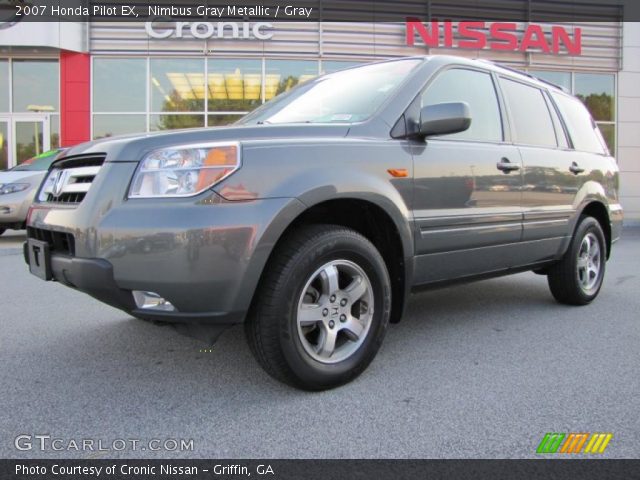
411,67,523,285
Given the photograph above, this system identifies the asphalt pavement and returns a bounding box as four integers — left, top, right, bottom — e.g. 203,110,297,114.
1,229,639,459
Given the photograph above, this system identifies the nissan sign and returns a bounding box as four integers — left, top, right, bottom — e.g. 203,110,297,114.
406,20,582,55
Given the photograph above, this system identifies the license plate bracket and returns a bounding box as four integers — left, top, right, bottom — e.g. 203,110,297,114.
27,238,52,281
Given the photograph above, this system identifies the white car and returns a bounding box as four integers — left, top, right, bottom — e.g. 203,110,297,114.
0,149,63,236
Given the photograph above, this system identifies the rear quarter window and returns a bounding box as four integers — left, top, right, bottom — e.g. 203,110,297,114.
551,92,608,155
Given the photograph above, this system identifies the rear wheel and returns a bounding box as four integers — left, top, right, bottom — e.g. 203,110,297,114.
547,216,606,305
245,224,391,390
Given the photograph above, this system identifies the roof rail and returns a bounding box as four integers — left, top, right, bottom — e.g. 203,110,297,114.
475,59,570,93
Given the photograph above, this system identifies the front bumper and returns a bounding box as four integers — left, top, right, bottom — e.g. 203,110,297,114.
26,161,305,324
22,244,245,324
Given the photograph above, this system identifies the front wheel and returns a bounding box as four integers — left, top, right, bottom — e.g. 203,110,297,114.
245,224,391,390
547,216,606,305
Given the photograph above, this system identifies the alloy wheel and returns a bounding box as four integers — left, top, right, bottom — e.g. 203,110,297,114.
296,260,374,364
576,232,602,294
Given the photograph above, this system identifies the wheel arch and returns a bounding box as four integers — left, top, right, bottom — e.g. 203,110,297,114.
248,196,414,325
577,200,612,259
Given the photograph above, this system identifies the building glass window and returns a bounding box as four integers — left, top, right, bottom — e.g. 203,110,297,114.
87,58,620,156
529,70,571,91
15,120,44,163
530,70,617,155
0,60,8,112
93,114,146,139
574,73,615,153
208,114,243,127
50,115,59,149
150,58,205,112
0,120,8,170
574,73,615,121
321,60,364,75
265,60,318,101
150,114,205,131
12,60,59,113
93,58,146,112
208,59,262,113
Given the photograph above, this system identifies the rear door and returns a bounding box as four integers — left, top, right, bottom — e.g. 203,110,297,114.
411,67,523,285
498,77,575,266
550,91,616,205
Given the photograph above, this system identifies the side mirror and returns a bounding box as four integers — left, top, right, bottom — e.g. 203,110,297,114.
419,102,471,137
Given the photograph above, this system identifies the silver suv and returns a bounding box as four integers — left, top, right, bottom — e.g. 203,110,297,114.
25,56,623,390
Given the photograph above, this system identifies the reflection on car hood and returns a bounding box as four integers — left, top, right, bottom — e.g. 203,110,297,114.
0,170,46,184
60,124,352,162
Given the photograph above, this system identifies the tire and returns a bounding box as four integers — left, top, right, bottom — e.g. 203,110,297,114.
0,228,5,236
547,215,607,306
245,224,392,390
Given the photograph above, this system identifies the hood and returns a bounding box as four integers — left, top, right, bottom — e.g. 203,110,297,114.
61,124,352,162
0,170,46,185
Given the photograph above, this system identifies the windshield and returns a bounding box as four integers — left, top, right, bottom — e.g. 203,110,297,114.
239,59,422,125
12,149,62,171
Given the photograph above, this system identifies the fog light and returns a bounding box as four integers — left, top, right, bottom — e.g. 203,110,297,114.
132,291,176,312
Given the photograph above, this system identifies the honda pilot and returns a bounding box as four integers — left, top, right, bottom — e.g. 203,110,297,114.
25,56,623,390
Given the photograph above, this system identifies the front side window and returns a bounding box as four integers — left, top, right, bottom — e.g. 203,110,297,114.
552,92,607,155
500,78,557,148
241,59,421,125
421,68,502,142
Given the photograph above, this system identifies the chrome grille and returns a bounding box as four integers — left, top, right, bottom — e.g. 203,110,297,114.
39,155,105,205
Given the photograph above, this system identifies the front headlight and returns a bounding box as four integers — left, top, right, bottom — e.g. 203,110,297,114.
0,183,30,195
128,142,240,198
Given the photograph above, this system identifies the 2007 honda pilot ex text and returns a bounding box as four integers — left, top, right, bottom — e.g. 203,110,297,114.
25,56,623,390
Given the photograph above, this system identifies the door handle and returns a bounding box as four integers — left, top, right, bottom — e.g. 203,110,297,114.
496,158,520,173
569,162,585,174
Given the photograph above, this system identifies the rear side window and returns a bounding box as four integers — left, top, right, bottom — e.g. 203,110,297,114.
551,92,607,155
421,68,502,143
500,78,557,147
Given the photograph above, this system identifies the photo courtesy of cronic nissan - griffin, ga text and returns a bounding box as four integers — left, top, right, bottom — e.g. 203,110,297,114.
25,56,622,390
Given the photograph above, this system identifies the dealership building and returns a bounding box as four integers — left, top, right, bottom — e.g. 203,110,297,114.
0,18,639,221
